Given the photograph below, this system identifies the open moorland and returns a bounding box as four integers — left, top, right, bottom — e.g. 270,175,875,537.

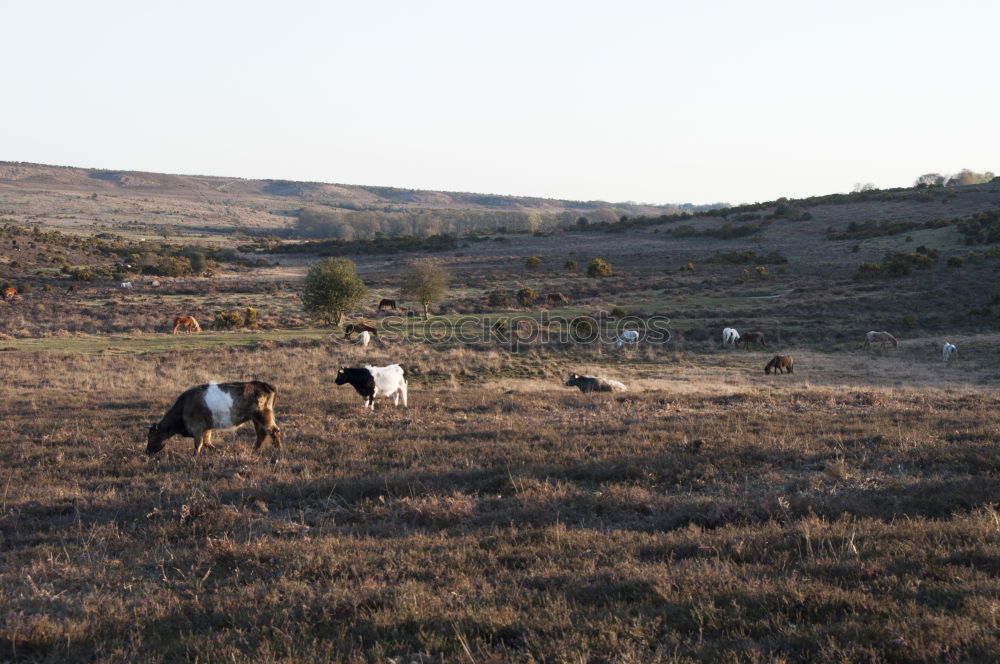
2,165,1000,662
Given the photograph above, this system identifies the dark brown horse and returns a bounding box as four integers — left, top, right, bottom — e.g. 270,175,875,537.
764,355,793,374
344,321,378,339
378,298,397,311
738,331,767,349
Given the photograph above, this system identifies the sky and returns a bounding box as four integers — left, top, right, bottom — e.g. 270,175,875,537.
2,1,997,206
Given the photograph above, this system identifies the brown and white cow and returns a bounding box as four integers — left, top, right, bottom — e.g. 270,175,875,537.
146,381,282,456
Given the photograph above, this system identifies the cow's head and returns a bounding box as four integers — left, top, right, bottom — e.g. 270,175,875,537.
146,423,165,455
335,368,349,385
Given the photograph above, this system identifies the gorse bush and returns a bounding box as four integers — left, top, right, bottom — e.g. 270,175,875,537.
525,256,542,269
586,258,613,278
212,310,244,329
486,288,510,308
516,287,539,307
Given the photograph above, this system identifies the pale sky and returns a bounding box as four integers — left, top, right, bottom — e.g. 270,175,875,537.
2,1,997,205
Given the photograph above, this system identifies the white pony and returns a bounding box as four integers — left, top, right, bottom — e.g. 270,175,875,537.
357,330,372,348
615,330,639,350
942,342,957,363
722,327,740,345
863,331,898,349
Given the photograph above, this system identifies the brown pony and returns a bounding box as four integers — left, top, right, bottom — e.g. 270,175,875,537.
172,316,202,334
3,287,17,301
738,331,767,349
764,355,793,375
377,298,397,311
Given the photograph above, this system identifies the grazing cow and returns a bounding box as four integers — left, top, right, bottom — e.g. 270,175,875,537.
863,331,898,349
615,330,640,350
764,355,794,375
344,322,378,340
3,287,17,301
942,342,958,363
546,292,569,305
120,281,133,290
378,298,397,311
335,364,408,410
146,381,282,456
722,327,740,346
564,372,628,393
738,331,767,349
172,316,202,334
357,330,372,348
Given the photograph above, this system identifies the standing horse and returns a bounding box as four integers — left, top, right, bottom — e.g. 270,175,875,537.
378,298,397,311
764,355,794,374
738,332,767,349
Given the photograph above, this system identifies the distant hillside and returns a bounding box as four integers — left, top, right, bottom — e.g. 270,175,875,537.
0,161,712,240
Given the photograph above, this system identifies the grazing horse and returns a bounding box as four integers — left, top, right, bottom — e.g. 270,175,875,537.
738,331,767,349
67,284,79,294
615,330,640,350
764,355,794,375
942,342,958,363
344,321,378,339
172,316,202,334
378,298,397,311
722,327,740,346
863,331,898,349
546,292,569,305
3,287,17,301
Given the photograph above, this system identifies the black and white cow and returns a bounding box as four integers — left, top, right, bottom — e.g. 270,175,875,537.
335,364,408,409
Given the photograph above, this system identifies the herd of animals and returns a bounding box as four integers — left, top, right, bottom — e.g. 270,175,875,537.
144,318,962,457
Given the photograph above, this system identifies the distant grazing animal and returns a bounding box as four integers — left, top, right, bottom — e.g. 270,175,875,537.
67,284,78,294
615,330,640,350
863,331,898,349
942,342,958,363
564,372,628,393
172,316,202,334
3,287,17,301
120,281,133,289
378,298,397,311
151,280,161,287
405,310,417,318
335,364,408,410
764,355,794,375
11,239,18,249
546,292,569,305
344,322,378,340
738,331,767,349
722,327,740,345
357,330,372,348
146,380,281,456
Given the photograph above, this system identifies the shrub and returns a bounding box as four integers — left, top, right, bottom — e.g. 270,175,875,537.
755,266,768,279
564,260,577,271
486,288,510,308
516,287,538,307
901,314,917,330
525,256,542,269
947,255,965,268
586,258,613,277
741,268,750,283
212,310,244,329
609,307,627,318
18,282,31,294
854,262,882,279
986,246,1000,259
244,307,258,327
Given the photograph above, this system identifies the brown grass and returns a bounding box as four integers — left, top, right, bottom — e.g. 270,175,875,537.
2,343,999,662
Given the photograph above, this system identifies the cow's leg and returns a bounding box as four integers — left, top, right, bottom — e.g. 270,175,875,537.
253,410,281,450
202,430,216,449
400,381,408,408
191,427,206,456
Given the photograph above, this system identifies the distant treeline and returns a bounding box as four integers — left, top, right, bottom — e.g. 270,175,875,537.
291,205,663,240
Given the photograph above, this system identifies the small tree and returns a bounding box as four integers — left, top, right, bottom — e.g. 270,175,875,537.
487,288,510,308
302,258,367,326
586,258,612,278
400,260,449,319
516,287,538,308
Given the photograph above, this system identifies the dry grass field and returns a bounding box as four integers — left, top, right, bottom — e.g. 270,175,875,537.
2,165,1000,662
2,341,1000,663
